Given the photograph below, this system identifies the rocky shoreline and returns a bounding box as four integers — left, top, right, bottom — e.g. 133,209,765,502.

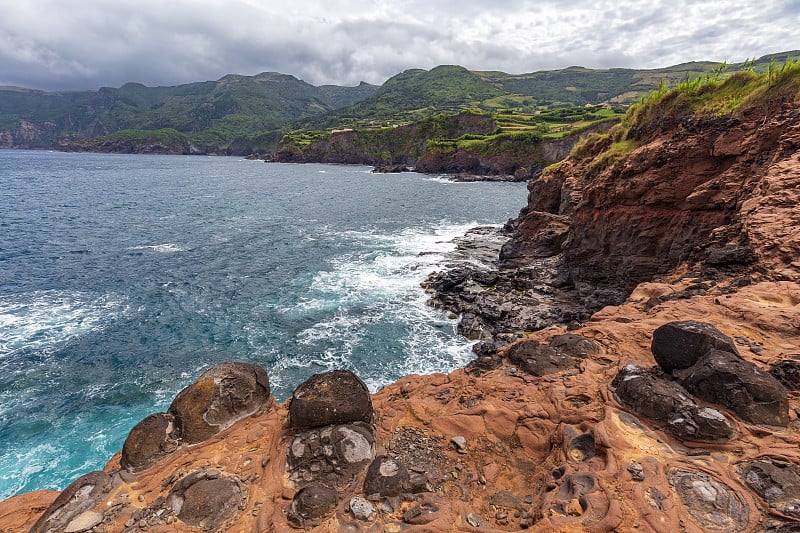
2,72,800,532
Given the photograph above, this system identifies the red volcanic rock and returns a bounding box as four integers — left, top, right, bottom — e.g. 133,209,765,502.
3,75,800,533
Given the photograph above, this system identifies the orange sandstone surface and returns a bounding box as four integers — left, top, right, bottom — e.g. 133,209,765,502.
1,279,798,532
3,72,800,533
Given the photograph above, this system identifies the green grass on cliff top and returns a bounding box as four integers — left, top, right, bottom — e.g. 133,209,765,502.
566,59,800,170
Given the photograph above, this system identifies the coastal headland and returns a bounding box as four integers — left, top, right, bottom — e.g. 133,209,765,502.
2,66,800,532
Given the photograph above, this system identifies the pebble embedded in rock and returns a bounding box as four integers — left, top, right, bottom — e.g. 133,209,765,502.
349,496,376,521
64,510,104,533
467,513,488,527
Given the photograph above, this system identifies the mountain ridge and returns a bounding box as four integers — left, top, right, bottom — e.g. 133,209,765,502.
1,50,798,155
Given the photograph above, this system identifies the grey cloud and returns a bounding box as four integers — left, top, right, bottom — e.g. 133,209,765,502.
0,0,796,90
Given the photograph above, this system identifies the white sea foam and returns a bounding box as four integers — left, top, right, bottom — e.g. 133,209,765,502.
127,243,188,253
281,222,484,391
0,290,128,357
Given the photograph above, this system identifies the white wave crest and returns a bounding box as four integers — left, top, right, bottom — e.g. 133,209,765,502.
0,290,128,357
127,243,188,253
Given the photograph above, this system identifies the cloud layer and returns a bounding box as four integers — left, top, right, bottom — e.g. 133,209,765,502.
0,0,797,90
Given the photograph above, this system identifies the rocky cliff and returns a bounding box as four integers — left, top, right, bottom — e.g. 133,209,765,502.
2,70,800,532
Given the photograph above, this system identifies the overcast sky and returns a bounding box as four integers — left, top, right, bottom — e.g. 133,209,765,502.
1,0,797,91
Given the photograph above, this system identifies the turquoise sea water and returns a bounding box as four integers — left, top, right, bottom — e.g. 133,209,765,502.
0,150,526,499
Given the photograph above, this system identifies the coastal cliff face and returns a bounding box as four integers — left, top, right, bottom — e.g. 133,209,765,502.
502,74,800,309
3,72,800,532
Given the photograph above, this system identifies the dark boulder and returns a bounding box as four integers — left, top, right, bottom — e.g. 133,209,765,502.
167,470,245,531
612,365,735,441
651,321,739,372
669,469,749,531
770,359,800,390
287,422,375,489
740,459,800,518
288,370,373,430
287,484,338,527
29,471,113,533
549,334,601,358
120,412,180,472
676,349,789,427
507,339,576,376
168,362,270,444
363,455,411,497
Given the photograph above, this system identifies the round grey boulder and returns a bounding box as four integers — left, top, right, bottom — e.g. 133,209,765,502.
167,470,245,531
288,370,373,430
168,361,271,444
120,412,180,471
363,455,411,497
651,320,739,372
287,484,338,526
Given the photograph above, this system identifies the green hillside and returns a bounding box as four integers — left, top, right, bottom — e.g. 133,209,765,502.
0,74,379,153
2,50,797,155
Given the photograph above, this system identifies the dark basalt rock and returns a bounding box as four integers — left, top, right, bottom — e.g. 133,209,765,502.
676,349,789,427
612,365,735,441
287,484,338,527
29,471,114,533
507,339,576,376
770,359,800,390
167,470,244,531
120,412,180,472
363,455,411,497
288,370,373,430
287,422,375,489
706,245,757,266
651,320,739,372
548,334,600,358
740,459,800,518
402,495,441,525
168,362,271,444
669,469,749,531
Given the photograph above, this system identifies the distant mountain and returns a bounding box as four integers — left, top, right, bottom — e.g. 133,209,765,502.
0,74,379,153
1,51,797,154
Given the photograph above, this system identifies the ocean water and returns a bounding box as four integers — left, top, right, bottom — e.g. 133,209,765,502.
0,150,526,499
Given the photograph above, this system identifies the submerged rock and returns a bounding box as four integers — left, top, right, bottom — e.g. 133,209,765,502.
288,370,373,430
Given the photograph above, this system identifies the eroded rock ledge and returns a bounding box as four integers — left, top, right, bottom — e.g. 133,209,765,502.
2,284,799,532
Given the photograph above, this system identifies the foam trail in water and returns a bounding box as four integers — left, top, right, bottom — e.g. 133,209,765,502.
277,222,486,391
0,290,128,357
